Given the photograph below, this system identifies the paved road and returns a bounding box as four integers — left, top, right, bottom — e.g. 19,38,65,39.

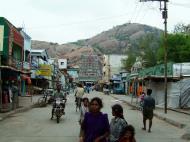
0,91,188,142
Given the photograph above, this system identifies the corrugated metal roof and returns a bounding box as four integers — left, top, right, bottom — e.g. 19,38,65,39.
138,62,173,78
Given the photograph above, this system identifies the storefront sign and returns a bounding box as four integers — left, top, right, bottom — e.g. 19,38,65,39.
12,27,24,47
0,25,4,51
37,64,52,76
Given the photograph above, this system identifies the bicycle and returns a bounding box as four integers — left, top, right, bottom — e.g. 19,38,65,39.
137,100,144,111
37,90,50,107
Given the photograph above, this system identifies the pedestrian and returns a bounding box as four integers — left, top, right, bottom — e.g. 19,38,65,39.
75,83,85,99
139,91,145,111
80,97,110,142
87,85,90,94
79,97,89,125
140,92,145,102
118,125,136,142
109,104,128,142
79,97,89,137
75,83,85,110
11,81,19,109
142,89,155,133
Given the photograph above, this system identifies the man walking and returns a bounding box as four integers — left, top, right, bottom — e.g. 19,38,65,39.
142,89,155,133
75,83,85,111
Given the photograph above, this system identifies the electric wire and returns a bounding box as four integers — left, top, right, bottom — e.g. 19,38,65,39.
135,3,147,23
133,2,144,23
27,13,131,30
141,3,161,23
137,4,150,24
25,1,187,31
130,1,140,23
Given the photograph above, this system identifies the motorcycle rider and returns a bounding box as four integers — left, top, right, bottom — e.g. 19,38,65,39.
51,84,66,119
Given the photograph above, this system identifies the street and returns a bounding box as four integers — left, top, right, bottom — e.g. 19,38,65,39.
0,91,188,142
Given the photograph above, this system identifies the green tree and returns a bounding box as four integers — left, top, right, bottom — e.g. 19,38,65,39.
121,53,136,71
174,23,190,34
157,34,190,63
139,33,161,67
121,33,162,71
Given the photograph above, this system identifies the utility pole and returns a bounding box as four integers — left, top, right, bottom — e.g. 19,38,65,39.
0,25,4,111
163,0,168,114
0,53,1,112
108,54,111,81
140,0,168,113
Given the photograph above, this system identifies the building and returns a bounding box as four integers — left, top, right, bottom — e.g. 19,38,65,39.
58,59,67,69
102,55,111,83
67,66,79,83
20,30,32,96
0,17,24,112
108,54,127,76
30,49,51,92
126,62,190,109
49,58,66,89
78,54,102,84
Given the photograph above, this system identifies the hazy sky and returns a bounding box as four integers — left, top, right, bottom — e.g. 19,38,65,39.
1,0,190,44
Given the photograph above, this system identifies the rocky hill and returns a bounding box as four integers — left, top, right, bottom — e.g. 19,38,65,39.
32,23,163,64
72,23,163,54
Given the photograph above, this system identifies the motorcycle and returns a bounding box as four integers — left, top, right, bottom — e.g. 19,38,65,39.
52,97,66,123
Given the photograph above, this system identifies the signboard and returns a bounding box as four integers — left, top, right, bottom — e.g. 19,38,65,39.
36,64,52,76
12,27,24,47
0,25,4,51
58,59,67,69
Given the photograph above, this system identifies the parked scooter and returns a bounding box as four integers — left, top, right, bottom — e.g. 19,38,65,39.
51,97,66,123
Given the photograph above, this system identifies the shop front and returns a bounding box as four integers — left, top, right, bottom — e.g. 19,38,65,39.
21,74,31,96
1,68,21,112
0,17,24,112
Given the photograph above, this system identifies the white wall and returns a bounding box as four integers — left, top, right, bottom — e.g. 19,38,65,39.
148,81,186,108
109,54,127,76
58,59,67,69
173,63,190,77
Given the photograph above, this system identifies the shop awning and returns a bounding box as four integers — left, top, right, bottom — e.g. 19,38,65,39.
0,65,31,74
